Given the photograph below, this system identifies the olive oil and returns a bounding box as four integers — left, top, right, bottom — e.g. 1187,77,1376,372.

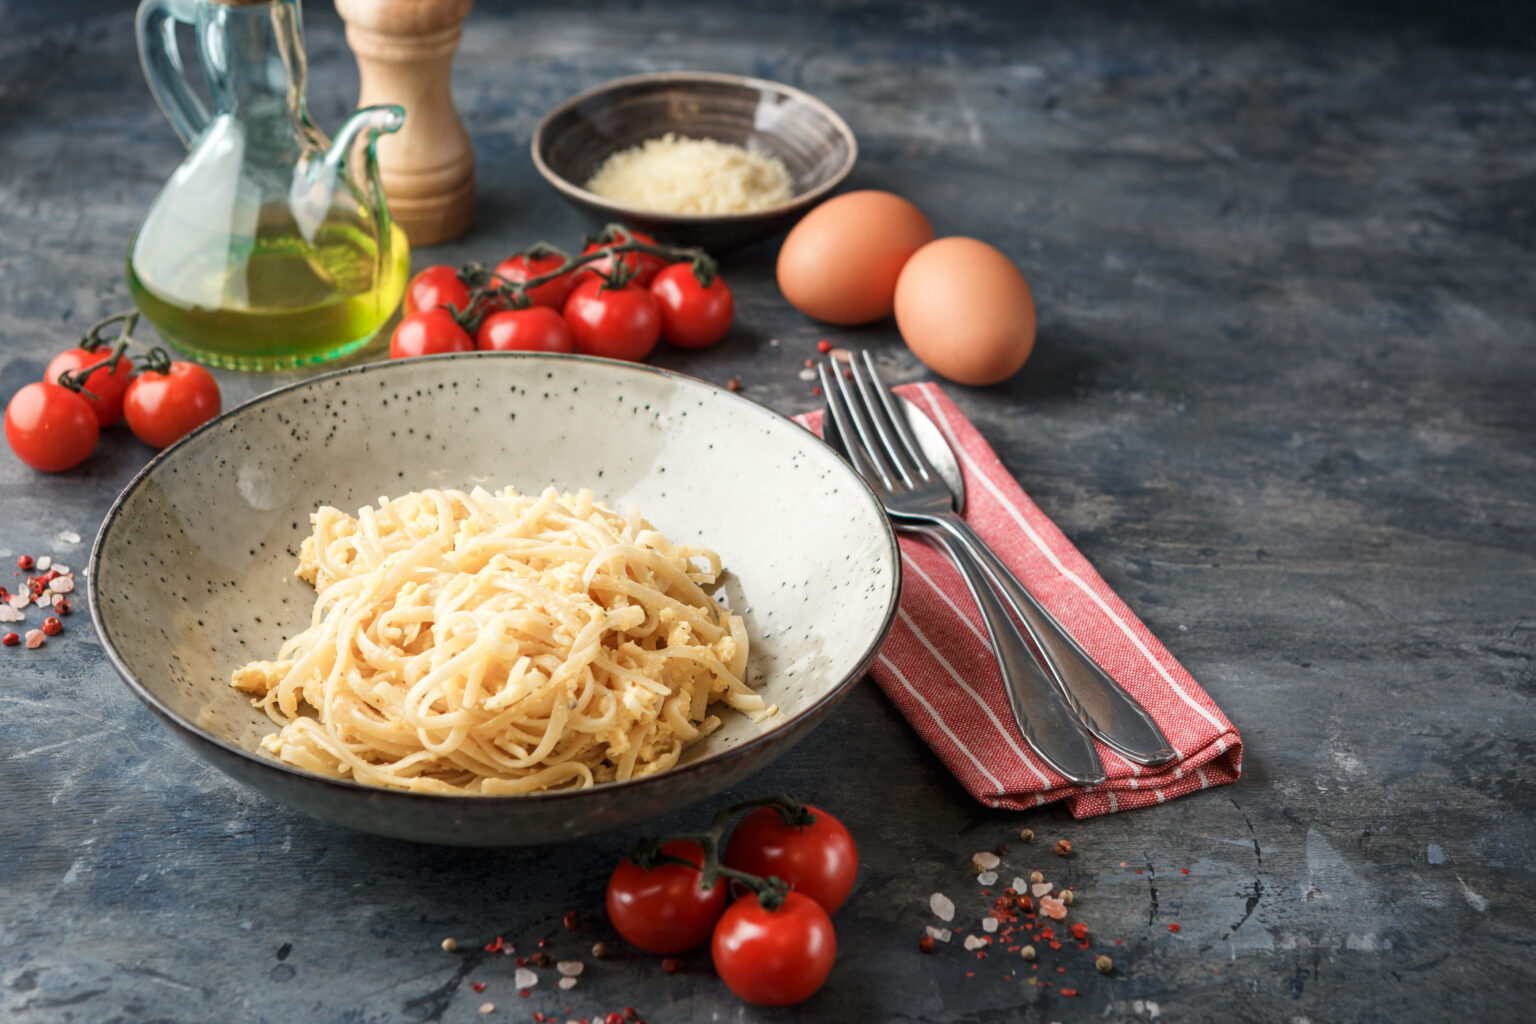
128,212,410,371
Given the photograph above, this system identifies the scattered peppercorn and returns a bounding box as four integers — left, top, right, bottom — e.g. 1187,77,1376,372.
919,934,936,954
531,952,552,968
1069,922,1088,941
1020,945,1036,961
471,982,486,992
606,1014,625,1024
994,843,1008,857
1054,839,1072,856
817,340,832,354
41,617,63,636
1029,870,1044,885
625,1008,640,1021
1168,923,1182,933
17,556,33,571
591,941,610,959
1060,988,1079,997
726,378,742,392
661,957,681,974
484,936,504,953
1060,889,1075,906
1019,828,1034,843
441,937,459,952
1096,955,1114,974
2,633,18,647
563,910,580,931
54,598,70,615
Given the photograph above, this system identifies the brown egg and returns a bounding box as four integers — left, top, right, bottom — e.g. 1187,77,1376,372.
776,191,934,325
894,237,1036,386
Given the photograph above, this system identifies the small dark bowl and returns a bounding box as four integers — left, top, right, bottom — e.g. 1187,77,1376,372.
532,71,857,251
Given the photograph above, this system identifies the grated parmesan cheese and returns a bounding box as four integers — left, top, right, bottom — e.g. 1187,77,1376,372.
584,133,794,214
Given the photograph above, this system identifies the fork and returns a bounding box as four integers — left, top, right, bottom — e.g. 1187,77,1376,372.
821,350,1177,770
819,355,1105,784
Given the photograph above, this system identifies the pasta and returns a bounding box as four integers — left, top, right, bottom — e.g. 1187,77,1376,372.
231,485,765,794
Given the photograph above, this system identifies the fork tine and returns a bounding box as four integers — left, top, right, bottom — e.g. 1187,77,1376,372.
818,362,891,490
846,350,924,489
825,356,902,490
858,350,937,482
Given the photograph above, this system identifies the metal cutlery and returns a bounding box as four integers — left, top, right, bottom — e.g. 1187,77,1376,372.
819,360,1105,784
821,349,1176,769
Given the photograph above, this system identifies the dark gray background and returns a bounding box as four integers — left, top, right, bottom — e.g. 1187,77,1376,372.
2,1,1533,1021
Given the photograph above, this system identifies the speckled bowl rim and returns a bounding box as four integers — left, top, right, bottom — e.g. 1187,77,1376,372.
530,70,859,224
88,352,902,815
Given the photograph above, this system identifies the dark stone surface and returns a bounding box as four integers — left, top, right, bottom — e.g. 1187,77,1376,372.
2,1,1533,1021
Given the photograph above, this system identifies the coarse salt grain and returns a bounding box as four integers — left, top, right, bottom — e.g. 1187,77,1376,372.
513,968,538,989
930,892,955,921
36,556,50,572
8,595,28,610
972,851,1001,871
1012,877,1029,892
557,977,577,990
982,917,999,934
925,925,952,943
24,630,45,649
797,368,817,382
0,607,21,623
962,934,989,951
478,1002,494,1014
55,531,81,545
977,870,998,886
50,577,73,593
1031,882,1053,898
556,961,583,977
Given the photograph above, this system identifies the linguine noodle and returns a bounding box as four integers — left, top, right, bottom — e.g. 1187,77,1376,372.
231,485,763,794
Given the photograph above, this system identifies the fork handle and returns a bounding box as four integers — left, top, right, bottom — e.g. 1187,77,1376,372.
912,526,1105,785
922,512,1178,767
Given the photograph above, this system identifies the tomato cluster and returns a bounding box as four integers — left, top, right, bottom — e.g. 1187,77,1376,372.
390,227,734,363
605,800,857,1007
4,313,221,472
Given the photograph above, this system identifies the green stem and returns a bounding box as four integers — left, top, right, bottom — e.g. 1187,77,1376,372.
450,225,720,332
625,793,813,912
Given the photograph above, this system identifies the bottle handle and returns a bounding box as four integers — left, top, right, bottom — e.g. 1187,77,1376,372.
135,0,209,147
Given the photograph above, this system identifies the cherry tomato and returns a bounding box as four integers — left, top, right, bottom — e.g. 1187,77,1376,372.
492,252,577,310
650,264,735,349
389,309,475,359
563,278,661,362
476,307,574,353
123,361,221,450
711,892,836,1006
579,230,667,288
722,805,858,914
5,382,99,472
403,265,473,318
606,840,729,954
45,348,132,426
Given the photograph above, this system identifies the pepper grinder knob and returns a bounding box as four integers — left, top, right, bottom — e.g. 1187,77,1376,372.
334,0,476,245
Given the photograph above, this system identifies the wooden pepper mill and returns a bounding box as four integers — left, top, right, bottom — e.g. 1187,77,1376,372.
334,0,476,245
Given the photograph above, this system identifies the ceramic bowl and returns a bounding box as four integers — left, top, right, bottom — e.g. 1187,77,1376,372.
531,71,857,251
89,354,899,846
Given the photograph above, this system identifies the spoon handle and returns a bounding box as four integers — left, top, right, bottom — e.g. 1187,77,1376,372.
923,513,1178,767
911,526,1106,785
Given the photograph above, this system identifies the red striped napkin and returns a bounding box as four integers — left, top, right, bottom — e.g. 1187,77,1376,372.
799,382,1242,818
